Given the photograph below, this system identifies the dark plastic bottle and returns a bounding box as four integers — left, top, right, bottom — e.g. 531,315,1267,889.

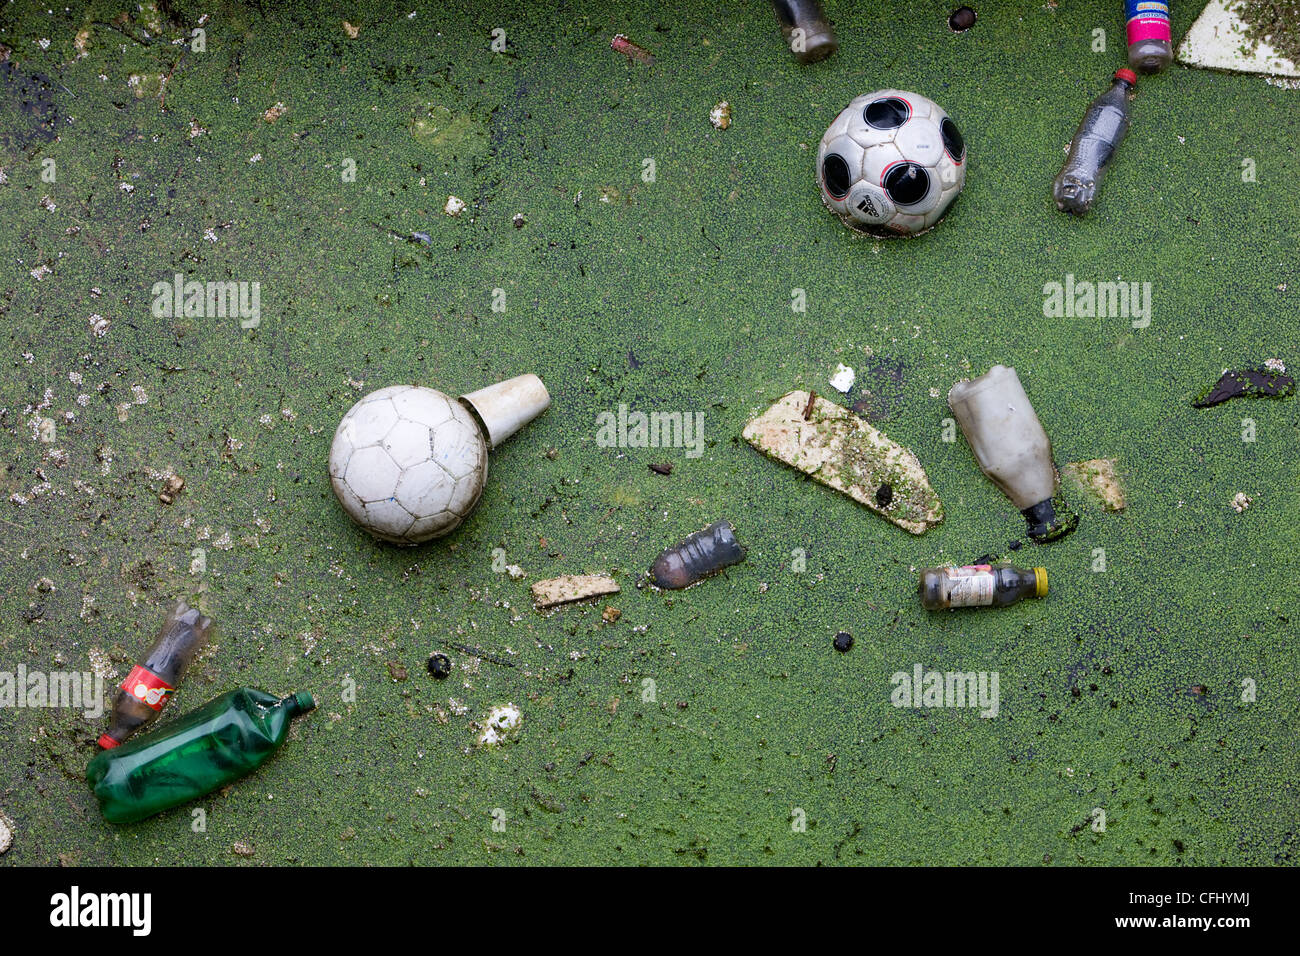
1053,69,1136,216
918,564,1047,610
650,520,745,589
98,600,212,749
87,688,315,824
1126,0,1173,74
770,0,837,64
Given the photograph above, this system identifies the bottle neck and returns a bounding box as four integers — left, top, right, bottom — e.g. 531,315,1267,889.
282,692,316,717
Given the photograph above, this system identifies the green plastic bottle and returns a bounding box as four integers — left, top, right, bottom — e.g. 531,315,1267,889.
87,687,315,824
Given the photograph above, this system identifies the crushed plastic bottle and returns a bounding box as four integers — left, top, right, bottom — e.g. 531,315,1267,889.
1052,68,1136,216
919,564,1047,610
98,600,212,749
948,365,1079,543
87,688,315,824
650,520,745,589
1126,0,1173,74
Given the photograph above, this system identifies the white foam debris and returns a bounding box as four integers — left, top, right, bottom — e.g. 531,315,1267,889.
829,363,856,392
477,703,522,747
1178,1,1300,77
87,647,116,683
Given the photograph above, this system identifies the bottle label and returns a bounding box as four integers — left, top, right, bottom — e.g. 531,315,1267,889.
121,665,174,710
945,566,995,607
1126,0,1171,45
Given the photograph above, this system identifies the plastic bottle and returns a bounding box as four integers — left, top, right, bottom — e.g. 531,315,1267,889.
98,600,212,749
770,0,837,64
650,520,745,589
947,365,1079,542
919,564,1047,610
87,688,315,824
1126,1,1173,74
1052,68,1136,216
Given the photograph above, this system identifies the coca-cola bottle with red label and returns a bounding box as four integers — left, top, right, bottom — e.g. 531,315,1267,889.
97,600,212,749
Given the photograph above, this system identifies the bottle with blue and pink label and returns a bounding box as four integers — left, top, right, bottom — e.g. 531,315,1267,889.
1125,0,1173,74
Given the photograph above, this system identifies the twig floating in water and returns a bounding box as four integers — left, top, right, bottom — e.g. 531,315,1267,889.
441,641,516,668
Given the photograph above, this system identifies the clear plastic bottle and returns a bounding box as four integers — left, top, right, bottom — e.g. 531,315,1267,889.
1126,1,1173,74
948,365,1079,542
918,564,1047,610
1052,69,1136,216
770,0,837,64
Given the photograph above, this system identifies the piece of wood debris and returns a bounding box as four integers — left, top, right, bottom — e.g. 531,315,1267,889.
531,574,620,609
158,474,184,504
742,390,943,535
610,34,654,65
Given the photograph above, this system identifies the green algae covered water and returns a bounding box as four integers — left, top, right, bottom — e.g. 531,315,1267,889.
86,689,315,824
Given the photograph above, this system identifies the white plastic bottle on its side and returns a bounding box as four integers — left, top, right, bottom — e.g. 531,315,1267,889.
947,365,1078,542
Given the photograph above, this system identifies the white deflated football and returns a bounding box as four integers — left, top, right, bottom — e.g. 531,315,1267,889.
329,385,487,545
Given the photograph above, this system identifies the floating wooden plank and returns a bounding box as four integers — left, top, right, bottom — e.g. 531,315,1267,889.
742,390,942,535
531,574,620,609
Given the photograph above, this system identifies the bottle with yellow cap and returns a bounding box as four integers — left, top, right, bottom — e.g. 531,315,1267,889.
918,563,1047,611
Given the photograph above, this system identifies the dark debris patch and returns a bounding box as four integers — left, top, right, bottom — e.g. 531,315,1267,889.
1192,368,1295,408
0,60,60,153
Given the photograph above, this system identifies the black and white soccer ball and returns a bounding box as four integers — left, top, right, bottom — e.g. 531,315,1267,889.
817,90,966,237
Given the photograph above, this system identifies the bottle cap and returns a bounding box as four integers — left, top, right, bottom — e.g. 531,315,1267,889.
1114,68,1138,85
459,374,551,450
293,692,316,712
97,733,120,749
1034,567,1048,598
